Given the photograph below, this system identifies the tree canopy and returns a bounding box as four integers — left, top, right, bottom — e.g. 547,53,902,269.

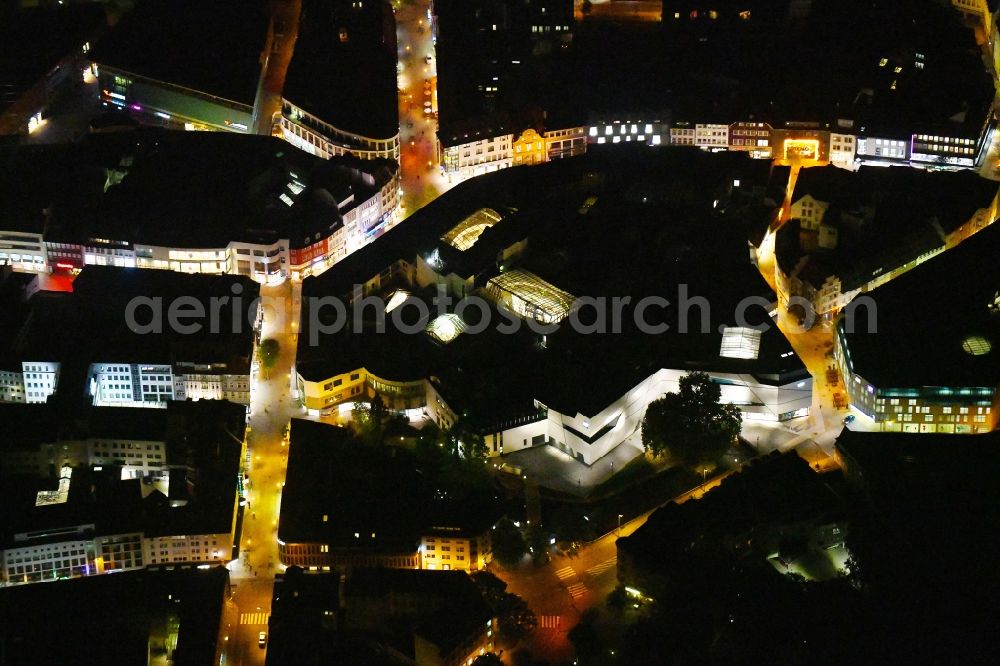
352,395,387,447
256,338,280,377
490,518,528,569
641,371,742,467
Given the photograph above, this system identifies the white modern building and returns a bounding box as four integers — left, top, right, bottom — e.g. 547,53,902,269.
483,367,812,465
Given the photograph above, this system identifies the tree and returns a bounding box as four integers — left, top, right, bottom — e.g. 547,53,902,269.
641,371,742,468
471,572,537,645
257,338,280,378
352,394,387,447
436,416,487,461
525,525,549,565
498,593,538,644
568,608,603,660
490,518,527,569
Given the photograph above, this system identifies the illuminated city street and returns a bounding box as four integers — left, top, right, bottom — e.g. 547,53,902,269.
1,1,999,663
253,0,302,136
225,280,301,665
394,0,455,215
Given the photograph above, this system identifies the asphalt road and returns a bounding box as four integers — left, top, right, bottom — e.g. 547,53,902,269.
224,280,301,665
496,475,729,663
394,0,455,215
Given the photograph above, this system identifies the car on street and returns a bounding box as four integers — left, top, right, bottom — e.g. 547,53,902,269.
843,414,855,424
258,631,267,648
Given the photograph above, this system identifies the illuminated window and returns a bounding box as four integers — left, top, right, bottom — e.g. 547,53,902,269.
719,327,761,359
739,9,751,20
878,58,888,67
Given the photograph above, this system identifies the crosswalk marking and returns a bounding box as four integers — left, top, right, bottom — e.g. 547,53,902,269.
554,566,575,580
539,615,561,629
566,583,587,598
240,612,270,625
586,557,617,577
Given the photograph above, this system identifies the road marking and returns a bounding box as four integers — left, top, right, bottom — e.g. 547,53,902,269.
586,557,617,576
240,612,270,625
566,583,587,598
539,615,561,629
554,566,575,580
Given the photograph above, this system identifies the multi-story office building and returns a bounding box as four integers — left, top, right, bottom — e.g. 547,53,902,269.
587,118,669,147
834,221,1000,434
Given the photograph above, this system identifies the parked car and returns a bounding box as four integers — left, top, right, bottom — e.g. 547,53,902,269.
843,414,855,424
258,632,267,648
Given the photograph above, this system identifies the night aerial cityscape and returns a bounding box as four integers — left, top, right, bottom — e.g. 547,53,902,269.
2,0,1000,664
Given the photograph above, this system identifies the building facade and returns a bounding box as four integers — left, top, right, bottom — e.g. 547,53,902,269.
279,101,401,162
483,368,812,465
418,528,491,573
835,322,998,434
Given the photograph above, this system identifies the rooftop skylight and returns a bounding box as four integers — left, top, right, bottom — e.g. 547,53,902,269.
441,208,502,251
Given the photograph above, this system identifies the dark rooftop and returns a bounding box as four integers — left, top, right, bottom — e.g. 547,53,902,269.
89,0,269,106
778,166,998,291
279,420,424,551
279,419,503,549
619,452,843,571
300,148,802,423
436,0,992,141
0,400,245,545
835,428,1000,506
0,4,106,115
9,266,259,382
30,129,397,250
346,568,494,657
839,221,1000,388
284,0,399,140
0,567,229,666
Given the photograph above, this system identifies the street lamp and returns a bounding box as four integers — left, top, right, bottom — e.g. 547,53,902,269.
617,513,623,537
701,468,708,484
